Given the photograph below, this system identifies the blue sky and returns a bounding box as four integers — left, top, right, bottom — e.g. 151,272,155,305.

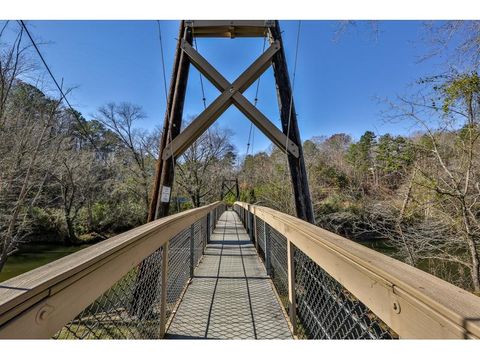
5,20,440,155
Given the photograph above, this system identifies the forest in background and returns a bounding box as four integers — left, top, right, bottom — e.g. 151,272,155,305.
0,21,479,294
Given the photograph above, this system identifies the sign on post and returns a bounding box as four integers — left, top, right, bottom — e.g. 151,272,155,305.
160,186,171,203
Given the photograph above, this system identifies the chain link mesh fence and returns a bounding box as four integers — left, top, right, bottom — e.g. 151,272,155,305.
233,204,397,340
295,249,396,339
54,247,164,339
269,226,289,309
255,217,266,261
54,205,225,339
166,227,191,318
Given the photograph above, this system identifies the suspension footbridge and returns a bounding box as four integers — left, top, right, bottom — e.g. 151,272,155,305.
1,20,480,340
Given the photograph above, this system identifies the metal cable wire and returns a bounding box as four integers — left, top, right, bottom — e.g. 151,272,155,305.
245,35,267,158
17,20,99,151
192,34,207,110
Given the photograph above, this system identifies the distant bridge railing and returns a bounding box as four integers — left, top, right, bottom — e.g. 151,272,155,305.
0,202,225,339
234,201,480,339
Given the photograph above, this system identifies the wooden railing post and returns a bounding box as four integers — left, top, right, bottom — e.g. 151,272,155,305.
247,206,252,235
206,213,211,245
265,223,271,276
244,207,247,228
190,224,195,278
287,239,297,334
159,241,169,338
248,210,255,243
254,215,259,252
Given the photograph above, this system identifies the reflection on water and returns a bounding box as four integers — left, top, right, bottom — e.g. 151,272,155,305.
360,239,398,258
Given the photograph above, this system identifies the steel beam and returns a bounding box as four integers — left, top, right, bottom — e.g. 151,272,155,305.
162,41,283,160
181,40,298,157
269,21,314,224
153,23,193,220
162,40,299,160
185,20,274,38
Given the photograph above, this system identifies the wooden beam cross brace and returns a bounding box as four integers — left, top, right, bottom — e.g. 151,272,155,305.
162,39,299,160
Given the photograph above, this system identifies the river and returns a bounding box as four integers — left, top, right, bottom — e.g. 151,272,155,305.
0,243,90,283
0,237,469,290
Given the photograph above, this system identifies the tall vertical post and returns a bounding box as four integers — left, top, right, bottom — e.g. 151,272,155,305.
287,239,297,334
150,22,193,221
159,242,169,338
269,21,314,224
133,21,192,320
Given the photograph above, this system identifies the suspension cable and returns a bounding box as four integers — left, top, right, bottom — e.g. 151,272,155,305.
18,20,98,150
193,37,207,110
245,35,267,157
191,24,212,144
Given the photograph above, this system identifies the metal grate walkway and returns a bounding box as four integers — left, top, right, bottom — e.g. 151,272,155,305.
166,210,293,339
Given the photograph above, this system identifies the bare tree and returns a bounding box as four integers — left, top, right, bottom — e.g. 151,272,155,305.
175,125,235,207
420,21,480,70
96,102,155,221
384,72,480,291
0,82,64,271
239,146,295,215
0,22,35,124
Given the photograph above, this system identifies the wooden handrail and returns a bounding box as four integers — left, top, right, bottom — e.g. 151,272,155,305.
235,201,480,339
0,202,223,339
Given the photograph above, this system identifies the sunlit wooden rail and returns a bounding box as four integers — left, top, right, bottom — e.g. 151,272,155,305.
234,202,480,339
0,202,225,339
1,201,480,339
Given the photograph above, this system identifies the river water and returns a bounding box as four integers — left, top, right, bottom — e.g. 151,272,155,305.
0,243,89,282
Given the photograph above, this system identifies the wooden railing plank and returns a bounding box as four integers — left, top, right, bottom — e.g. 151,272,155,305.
0,202,222,337
235,201,480,339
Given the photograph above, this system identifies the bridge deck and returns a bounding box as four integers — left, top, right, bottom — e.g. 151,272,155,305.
166,210,292,339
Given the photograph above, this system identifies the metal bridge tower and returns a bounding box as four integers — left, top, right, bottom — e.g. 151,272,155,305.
149,20,314,224
220,178,240,202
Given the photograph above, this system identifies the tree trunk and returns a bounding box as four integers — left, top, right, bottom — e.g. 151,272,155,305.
87,197,94,232
396,168,417,266
0,247,9,273
469,247,480,292
64,213,77,245
465,231,480,292
461,202,480,291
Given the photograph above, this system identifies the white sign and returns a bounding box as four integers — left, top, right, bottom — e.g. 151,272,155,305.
160,186,171,203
